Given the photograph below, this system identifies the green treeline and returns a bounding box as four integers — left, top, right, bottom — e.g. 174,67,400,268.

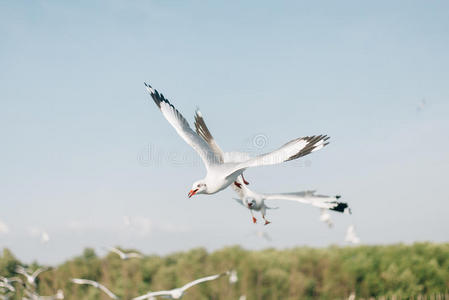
1,243,448,299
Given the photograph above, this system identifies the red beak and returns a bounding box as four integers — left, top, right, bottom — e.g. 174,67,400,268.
188,189,198,198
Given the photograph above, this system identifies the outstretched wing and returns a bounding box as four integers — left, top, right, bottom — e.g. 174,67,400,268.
15,266,27,276
194,109,224,162
194,109,252,164
181,273,225,291
31,267,48,279
108,247,124,257
263,191,346,210
233,135,329,171
98,283,118,299
145,83,220,169
71,278,96,286
127,252,143,258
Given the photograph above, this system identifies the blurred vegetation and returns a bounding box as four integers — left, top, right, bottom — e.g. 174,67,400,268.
1,243,448,299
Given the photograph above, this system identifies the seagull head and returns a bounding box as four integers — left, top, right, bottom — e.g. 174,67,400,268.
246,198,256,208
188,181,207,198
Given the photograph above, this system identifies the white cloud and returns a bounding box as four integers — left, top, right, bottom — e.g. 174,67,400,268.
122,216,153,237
0,220,9,234
122,216,189,236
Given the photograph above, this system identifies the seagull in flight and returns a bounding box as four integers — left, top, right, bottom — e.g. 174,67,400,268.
345,225,360,244
106,247,143,260
228,270,238,284
232,176,349,224
71,279,118,299
132,272,227,299
0,277,22,293
15,266,49,286
144,83,329,198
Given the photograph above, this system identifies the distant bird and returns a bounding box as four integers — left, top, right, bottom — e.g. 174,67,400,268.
228,270,238,284
15,266,49,286
239,296,247,300
106,247,143,260
145,83,329,197
132,272,227,299
416,98,427,112
348,292,356,300
0,276,22,292
41,231,50,243
319,208,334,228
345,225,360,244
71,279,117,299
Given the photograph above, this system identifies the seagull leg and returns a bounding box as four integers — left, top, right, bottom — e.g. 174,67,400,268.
241,174,250,185
250,210,257,224
262,213,271,225
234,181,242,188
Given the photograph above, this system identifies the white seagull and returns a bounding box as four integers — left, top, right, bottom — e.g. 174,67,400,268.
0,276,22,292
15,266,49,286
106,247,143,260
71,278,118,299
232,177,349,224
132,272,227,300
144,83,329,198
345,225,360,244
228,270,238,284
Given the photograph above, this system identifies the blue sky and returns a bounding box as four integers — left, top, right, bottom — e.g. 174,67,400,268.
1,0,448,264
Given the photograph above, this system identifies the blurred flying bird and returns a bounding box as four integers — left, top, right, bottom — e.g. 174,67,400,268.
345,225,360,244
15,266,49,286
71,279,117,299
232,176,349,225
416,98,427,112
228,270,238,284
145,83,329,197
0,276,22,292
106,247,143,260
132,272,227,299
41,232,50,243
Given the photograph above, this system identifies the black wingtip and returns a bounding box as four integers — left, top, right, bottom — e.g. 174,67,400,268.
329,202,349,213
286,134,330,161
144,83,164,109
